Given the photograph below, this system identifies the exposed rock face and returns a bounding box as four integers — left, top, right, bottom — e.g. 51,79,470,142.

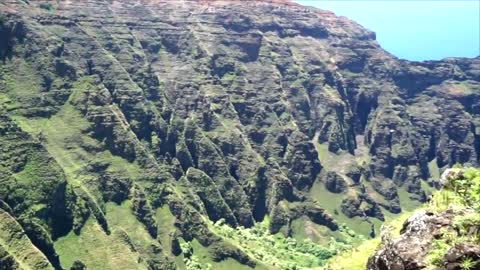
325,171,348,193
367,209,480,270
443,244,480,270
0,0,479,268
440,168,464,187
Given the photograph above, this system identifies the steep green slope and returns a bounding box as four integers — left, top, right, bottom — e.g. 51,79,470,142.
0,209,54,270
0,0,479,269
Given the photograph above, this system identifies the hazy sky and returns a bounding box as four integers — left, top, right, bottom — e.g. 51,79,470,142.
294,0,480,61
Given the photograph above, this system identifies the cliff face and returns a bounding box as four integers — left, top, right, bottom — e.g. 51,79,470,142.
0,0,479,269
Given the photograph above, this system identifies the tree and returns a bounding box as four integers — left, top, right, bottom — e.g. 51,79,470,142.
70,260,86,270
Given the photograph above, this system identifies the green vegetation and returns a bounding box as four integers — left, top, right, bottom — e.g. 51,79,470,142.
423,168,480,269
54,200,172,270
1,2,479,270
396,185,424,212
54,217,147,270
442,168,480,210
460,257,477,270
323,238,380,270
47,164,480,269
39,3,54,11
325,167,480,270
209,218,355,269
323,211,412,270
0,209,54,270
454,213,480,242
176,238,259,270
428,159,440,180
221,72,237,83
309,181,374,237
180,241,212,270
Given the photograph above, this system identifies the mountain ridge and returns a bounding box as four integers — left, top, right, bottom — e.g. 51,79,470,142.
0,0,479,269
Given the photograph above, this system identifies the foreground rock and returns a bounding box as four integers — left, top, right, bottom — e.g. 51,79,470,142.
367,208,480,270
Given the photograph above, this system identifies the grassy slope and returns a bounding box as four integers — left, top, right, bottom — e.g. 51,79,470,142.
311,141,375,236
54,214,147,270
8,76,153,269
189,239,261,270
322,211,412,270
0,209,54,270
12,78,143,185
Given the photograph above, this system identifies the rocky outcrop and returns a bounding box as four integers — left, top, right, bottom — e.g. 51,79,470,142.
325,171,348,193
130,184,158,238
340,188,385,221
443,244,480,270
367,208,480,270
184,168,238,226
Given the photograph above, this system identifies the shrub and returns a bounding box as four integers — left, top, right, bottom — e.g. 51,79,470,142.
70,260,86,270
460,257,477,270
426,239,451,267
453,213,480,241
429,189,462,213
210,219,351,269
425,167,480,269
442,167,480,210
39,2,53,11
462,168,480,209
